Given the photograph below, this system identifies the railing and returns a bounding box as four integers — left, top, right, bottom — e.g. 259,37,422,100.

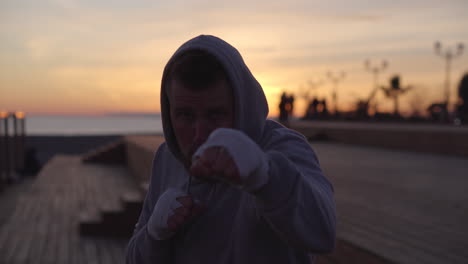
0,111,26,187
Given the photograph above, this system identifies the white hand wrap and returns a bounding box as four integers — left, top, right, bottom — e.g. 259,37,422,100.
193,128,269,192
147,188,187,240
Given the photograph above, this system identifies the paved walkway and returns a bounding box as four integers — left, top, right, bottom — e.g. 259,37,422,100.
0,155,138,264
312,142,468,264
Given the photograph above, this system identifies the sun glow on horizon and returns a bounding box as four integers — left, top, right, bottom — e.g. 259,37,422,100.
1,0,467,118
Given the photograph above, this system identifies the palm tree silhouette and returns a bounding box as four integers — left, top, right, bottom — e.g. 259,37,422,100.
381,75,412,117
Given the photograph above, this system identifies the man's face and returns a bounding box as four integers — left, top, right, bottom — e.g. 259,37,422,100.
168,79,235,167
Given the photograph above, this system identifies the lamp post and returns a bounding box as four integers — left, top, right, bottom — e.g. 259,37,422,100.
299,78,323,101
434,41,464,112
327,71,346,115
364,59,388,115
0,111,8,186
0,111,26,184
2,112,12,183
14,112,25,173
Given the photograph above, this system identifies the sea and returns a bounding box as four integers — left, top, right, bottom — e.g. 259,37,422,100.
24,114,164,135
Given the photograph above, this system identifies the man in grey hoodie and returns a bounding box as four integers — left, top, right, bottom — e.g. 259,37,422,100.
126,35,336,263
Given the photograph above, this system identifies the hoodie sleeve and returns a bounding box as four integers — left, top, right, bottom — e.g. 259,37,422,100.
126,145,173,264
254,128,336,254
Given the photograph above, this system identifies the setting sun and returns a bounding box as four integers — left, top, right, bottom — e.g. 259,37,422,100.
1,0,467,117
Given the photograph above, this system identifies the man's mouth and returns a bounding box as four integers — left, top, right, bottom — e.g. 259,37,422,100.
187,145,201,161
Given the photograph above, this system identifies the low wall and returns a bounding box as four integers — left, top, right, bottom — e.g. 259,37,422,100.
122,122,467,185
27,135,121,166
124,135,165,183
290,121,468,157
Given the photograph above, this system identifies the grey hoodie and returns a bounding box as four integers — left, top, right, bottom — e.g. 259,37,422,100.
126,35,336,264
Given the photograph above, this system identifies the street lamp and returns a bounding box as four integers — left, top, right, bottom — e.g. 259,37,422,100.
327,71,346,115
299,78,323,101
0,111,8,185
364,59,388,114
14,112,25,172
434,41,464,112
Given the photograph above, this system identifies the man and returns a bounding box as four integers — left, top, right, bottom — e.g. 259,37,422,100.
126,35,336,263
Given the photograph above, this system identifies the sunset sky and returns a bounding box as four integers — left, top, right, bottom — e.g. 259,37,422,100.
1,0,467,117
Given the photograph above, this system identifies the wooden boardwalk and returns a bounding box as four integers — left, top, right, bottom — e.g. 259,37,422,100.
1,135,467,263
119,136,468,263
0,155,139,264
312,142,468,264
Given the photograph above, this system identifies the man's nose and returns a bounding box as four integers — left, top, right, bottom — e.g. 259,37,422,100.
193,119,212,145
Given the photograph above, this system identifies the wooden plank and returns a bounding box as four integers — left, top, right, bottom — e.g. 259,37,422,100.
313,142,468,264
2,140,465,264
10,196,36,263
0,155,136,264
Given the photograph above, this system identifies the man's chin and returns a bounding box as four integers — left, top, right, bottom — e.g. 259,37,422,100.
192,176,218,184
182,158,192,170
182,149,197,169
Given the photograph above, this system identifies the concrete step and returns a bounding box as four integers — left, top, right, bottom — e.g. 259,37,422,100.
80,207,138,238
124,135,165,182
80,190,144,238
121,191,144,214
82,139,126,164
79,211,103,237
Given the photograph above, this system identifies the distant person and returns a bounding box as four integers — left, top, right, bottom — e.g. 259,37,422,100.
457,73,468,124
288,94,295,118
321,99,329,119
427,103,448,123
279,91,289,125
126,35,336,263
307,97,320,119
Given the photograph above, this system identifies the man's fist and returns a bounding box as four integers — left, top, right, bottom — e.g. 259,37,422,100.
167,195,204,231
147,188,204,240
190,146,241,185
191,128,270,192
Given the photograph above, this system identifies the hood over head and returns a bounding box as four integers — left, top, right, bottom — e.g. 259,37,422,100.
160,35,269,162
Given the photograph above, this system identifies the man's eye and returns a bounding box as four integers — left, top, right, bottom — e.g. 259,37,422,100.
176,111,193,120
